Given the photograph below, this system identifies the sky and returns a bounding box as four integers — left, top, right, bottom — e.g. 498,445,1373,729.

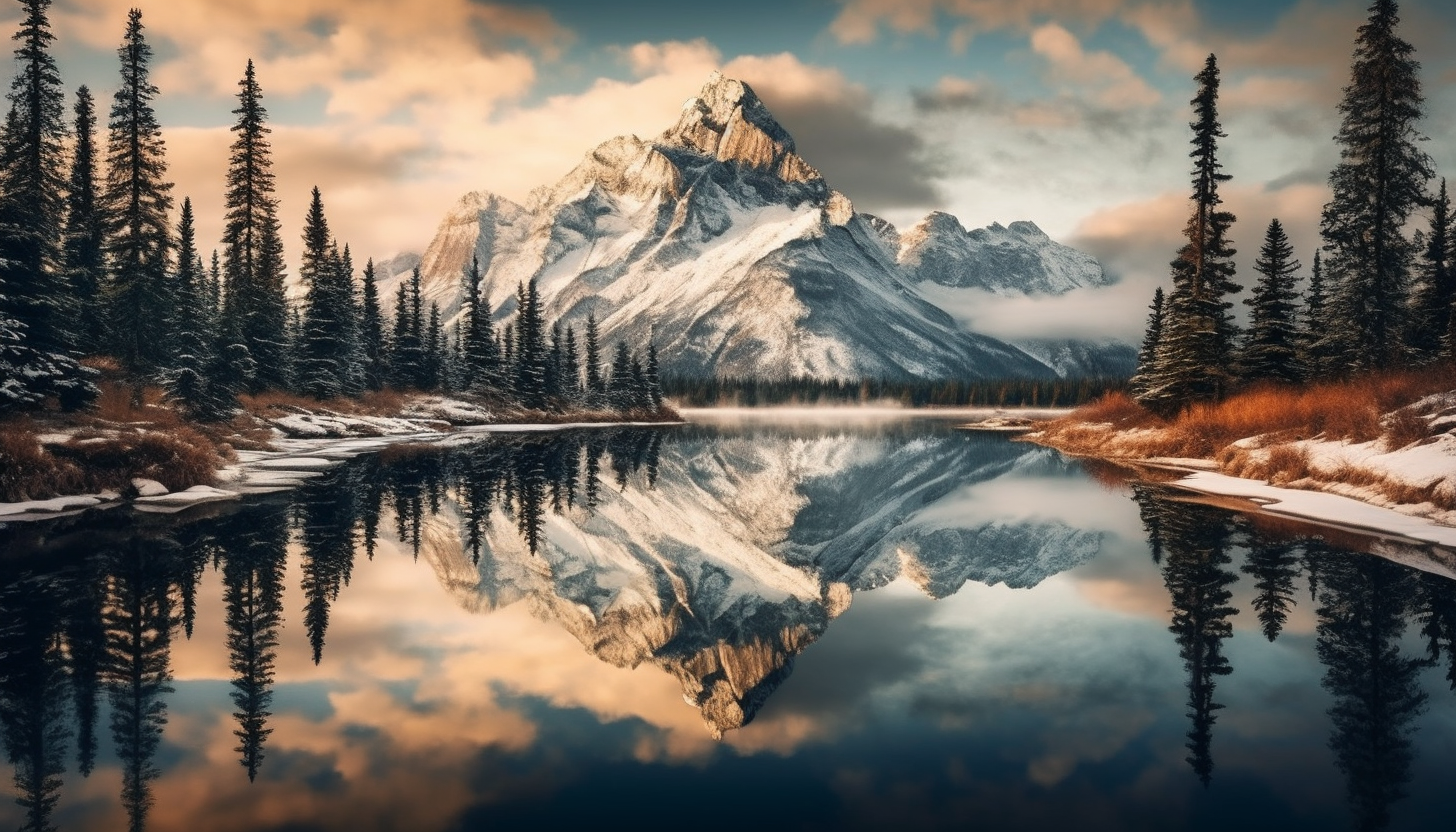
5,0,1456,341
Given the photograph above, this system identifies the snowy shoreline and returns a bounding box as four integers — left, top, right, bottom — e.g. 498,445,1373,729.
0,418,681,524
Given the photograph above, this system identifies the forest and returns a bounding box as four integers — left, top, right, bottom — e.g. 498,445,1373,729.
1129,0,1453,417
0,2,667,424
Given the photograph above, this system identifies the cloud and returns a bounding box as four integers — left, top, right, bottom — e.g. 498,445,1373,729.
829,0,1126,45
1029,22,1160,110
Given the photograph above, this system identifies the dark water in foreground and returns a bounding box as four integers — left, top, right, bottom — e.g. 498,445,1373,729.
2,413,1455,832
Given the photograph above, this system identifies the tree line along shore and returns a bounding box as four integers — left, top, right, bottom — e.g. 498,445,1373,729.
1032,1,1456,523
0,3,677,504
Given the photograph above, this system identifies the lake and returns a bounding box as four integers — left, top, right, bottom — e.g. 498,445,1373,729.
2,411,1454,832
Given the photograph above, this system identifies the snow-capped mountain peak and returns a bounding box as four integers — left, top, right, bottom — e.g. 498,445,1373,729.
395,72,1126,380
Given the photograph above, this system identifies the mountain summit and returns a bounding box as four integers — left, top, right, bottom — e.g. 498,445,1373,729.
399,73,1120,380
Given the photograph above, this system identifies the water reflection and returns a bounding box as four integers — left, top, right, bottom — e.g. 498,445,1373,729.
0,421,1454,831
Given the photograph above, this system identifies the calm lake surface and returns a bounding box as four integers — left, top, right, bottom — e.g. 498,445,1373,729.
3,412,1455,832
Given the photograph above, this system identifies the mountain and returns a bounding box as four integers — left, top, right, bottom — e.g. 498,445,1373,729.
897,213,1108,295
399,72,1127,380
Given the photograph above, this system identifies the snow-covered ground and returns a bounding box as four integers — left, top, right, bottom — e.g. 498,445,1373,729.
1030,390,1456,550
0,404,681,522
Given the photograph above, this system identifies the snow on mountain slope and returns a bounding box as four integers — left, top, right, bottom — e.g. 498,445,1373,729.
898,213,1109,296
399,72,1125,380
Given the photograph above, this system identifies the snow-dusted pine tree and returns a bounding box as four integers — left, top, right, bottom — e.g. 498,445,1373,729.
297,188,356,399
1129,287,1165,400
0,0,95,410
165,198,231,420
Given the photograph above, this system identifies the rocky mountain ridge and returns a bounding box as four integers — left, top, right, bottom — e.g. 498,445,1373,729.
384,72,1126,380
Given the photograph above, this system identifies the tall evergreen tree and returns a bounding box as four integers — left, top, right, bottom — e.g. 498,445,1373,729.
0,0,69,356
607,340,632,410
423,301,442,391
545,322,563,401
1317,0,1432,373
514,280,546,407
62,85,106,356
0,0,95,411
1139,54,1239,416
584,312,603,408
459,257,481,389
220,59,289,391
389,268,425,388
101,8,173,390
562,324,581,403
466,280,501,394
164,198,230,420
1130,287,1165,400
645,339,662,410
1409,178,1453,361
297,188,353,399
1240,219,1303,384
359,258,386,391
1299,251,1331,376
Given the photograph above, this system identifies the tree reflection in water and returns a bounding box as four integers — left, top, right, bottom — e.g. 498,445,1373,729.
1,433,1455,832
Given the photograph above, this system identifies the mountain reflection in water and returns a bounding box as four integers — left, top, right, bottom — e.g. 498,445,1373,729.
1,417,1455,832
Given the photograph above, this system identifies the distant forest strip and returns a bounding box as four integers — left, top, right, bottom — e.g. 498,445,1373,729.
663,376,1127,408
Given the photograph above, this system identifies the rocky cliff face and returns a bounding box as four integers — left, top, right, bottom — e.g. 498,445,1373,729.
394,72,1125,380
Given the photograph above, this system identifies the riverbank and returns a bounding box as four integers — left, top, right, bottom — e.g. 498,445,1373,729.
1025,374,1456,542
0,383,680,518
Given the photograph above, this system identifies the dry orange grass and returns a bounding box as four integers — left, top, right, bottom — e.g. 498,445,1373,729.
1030,366,1456,511
1039,367,1456,460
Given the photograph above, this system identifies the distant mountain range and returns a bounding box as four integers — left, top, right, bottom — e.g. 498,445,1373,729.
378,72,1132,380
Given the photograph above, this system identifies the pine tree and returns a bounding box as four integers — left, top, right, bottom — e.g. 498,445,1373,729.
62,85,106,356
0,0,95,411
297,187,347,399
0,0,70,356
1298,251,1330,376
220,59,289,392
1130,287,1165,400
1317,0,1432,373
1138,54,1240,416
514,280,546,408
206,248,254,412
164,198,230,419
545,322,563,401
423,301,442,391
458,257,481,390
562,324,581,403
389,268,425,388
101,8,173,390
1409,178,1453,361
1240,219,1303,384
465,277,500,394
584,313,603,408
359,258,386,391
607,340,632,410
645,339,662,410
